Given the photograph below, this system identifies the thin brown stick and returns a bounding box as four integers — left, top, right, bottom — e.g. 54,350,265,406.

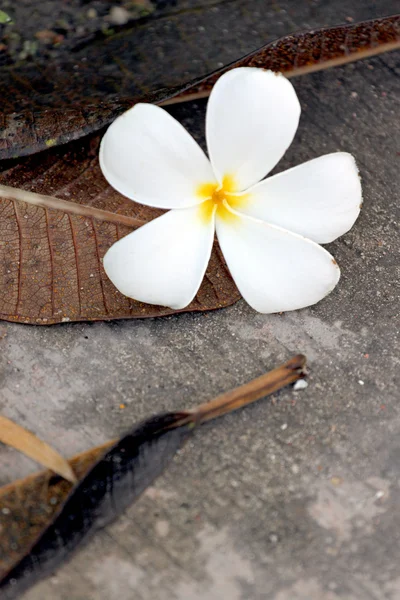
0,184,143,228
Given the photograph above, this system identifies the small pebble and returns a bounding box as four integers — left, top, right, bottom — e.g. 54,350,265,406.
155,520,170,537
108,6,131,26
35,30,63,44
358,380,364,386
293,379,308,391
280,423,288,431
330,476,343,486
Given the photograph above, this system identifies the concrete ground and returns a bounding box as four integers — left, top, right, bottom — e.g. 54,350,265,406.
0,1,399,599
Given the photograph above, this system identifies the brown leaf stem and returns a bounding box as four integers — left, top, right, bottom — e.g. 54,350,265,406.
0,354,306,496
187,354,306,425
0,184,143,228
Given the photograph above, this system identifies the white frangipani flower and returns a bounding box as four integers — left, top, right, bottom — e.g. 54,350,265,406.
100,68,362,313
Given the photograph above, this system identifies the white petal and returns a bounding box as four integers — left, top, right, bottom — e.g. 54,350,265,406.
103,205,216,309
241,153,362,243
100,103,216,209
216,208,340,313
206,68,301,192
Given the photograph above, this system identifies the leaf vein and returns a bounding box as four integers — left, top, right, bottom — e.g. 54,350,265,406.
12,200,23,314
44,208,55,317
68,214,82,316
91,218,109,315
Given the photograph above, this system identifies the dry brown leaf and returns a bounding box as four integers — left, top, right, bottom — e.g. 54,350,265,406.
0,415,76,483
0,133,240,324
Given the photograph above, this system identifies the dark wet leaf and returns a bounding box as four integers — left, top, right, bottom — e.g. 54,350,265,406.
1,412,192,600
0,15,398,159
0,441,113,584
0,355,306,598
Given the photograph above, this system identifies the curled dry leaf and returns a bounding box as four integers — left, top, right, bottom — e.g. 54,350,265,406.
0,415,76,483
168,15,400,104
0,16,398,160
0,355,306,598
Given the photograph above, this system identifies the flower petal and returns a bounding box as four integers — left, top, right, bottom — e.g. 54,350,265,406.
240,153,362,243
206,68,301,192
216,208,340,313
103,205,216,309
100,103,216,209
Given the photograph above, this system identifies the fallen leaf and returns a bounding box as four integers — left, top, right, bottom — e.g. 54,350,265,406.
0,355,306,597
0,415,76,483
0,442,110,589
0,133,240,324
169,15,400,104
0,16,399,324
0,16,398,159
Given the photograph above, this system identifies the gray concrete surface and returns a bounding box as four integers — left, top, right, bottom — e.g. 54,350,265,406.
1,1,400,598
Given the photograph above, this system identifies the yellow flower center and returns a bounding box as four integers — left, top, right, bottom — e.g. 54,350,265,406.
196,175,249,224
